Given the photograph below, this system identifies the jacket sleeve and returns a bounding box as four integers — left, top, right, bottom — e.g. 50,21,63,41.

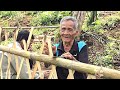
10,55,29,79
78,45,89,64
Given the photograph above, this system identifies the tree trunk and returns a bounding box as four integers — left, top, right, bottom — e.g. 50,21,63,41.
87,11,97,26
72,11,86,41
1,45,120,79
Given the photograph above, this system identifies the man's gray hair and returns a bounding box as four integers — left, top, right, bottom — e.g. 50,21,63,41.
60,16,78,30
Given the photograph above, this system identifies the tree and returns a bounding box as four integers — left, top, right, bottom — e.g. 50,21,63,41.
87,11,97,26
72,11,86,41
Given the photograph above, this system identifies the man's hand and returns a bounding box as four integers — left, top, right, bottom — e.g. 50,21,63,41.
43,42,56,55
43,70,51,79
60,52,77,61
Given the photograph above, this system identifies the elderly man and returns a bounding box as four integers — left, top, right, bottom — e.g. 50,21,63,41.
44,16,89,79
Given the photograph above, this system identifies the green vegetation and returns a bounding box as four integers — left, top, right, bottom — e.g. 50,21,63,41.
0,11,119,70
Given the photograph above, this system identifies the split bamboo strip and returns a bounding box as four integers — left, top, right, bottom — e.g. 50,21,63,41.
1,45,120,79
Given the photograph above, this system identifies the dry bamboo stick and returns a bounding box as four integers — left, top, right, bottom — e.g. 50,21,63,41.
1,45,120,79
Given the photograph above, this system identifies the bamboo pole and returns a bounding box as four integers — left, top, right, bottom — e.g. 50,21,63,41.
1,45,120,79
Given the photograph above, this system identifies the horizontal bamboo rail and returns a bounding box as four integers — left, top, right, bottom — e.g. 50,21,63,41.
0,45,120,79
1,26,59,29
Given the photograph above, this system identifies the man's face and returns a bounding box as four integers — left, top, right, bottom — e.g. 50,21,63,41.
60,20,78,43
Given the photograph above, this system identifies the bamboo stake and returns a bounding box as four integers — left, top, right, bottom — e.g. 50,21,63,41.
16,57,24,79
16,40,31,79
31,34,45,79
13,30,19,75
25,27,35,79
0,27,2,41
67,69,75,79
4,30,8,41
27,27,43,79
1,45,120,79
47,36,57,79
5,53,12,79
0,52,4,79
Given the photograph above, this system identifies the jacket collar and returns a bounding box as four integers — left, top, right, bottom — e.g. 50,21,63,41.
57,40,78,53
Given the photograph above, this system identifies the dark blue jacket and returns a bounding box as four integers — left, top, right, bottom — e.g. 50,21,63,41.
55,40,89,79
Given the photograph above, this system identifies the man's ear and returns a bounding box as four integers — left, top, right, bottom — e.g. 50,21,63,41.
75,30,80,37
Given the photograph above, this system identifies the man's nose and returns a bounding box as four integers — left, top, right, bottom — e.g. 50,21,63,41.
63,30,69,34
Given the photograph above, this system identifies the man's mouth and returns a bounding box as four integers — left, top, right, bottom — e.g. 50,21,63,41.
64,36,70,38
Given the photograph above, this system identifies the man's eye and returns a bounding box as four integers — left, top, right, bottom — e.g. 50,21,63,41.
68,29,73,32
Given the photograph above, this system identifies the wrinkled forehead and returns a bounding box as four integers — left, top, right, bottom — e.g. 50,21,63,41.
60,20,75,28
